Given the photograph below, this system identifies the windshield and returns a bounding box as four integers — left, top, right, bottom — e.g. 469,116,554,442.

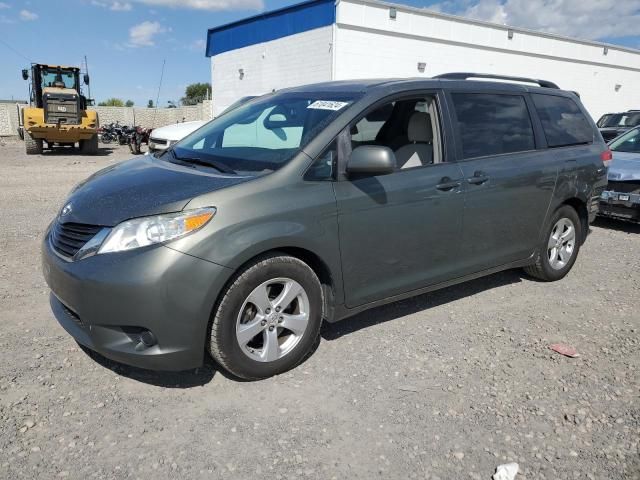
172,92,360,174
41,68,76,89
610,127,640,154
601,113,640,128
218,96,257,117
597,114,613,128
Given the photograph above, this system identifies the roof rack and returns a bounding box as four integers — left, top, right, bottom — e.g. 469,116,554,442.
434,73,560,89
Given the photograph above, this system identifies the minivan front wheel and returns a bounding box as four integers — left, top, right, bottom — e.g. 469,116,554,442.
209,255,323,380
524,205,581,281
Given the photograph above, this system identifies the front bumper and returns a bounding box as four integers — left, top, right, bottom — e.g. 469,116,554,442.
29,125,97,142
599,190,640,222
42,231,233,371
148,138,172,152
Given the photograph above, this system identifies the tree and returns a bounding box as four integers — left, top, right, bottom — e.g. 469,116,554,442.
181,82,211,105
125,100,134,107
97,98,125,107
147,99,154,108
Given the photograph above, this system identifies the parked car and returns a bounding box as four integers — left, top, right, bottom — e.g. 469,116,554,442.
599,126,640,222
148,120,206,153
42,74,608,380
598,111,640,142
147,96,258,154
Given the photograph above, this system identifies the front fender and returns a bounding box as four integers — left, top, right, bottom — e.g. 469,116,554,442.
168,180,345,305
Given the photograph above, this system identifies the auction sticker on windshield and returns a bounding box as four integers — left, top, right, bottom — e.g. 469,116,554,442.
307,100,350,111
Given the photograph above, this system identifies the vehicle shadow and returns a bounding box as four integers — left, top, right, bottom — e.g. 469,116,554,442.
321,269,524,341
592,216,640,233
41,146,118,157
78,344,218,388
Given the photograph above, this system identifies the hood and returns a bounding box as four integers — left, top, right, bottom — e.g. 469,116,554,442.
609,151,640,181
151,121,207,141
59,155,253,226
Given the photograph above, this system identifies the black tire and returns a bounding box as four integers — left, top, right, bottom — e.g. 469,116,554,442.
209,254,323,380
100,133,112,145
524,205,582,281
24,131,43,155
80,135,99,155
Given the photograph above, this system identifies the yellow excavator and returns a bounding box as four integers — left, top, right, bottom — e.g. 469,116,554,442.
20,63,98,155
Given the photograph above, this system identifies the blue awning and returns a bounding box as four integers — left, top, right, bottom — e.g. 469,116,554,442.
206,0,336,57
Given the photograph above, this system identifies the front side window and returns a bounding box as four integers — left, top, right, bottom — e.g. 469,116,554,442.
609,128,640,154
350,96,442,169
173,92,360,175
531,94,593,148
452,93,535,159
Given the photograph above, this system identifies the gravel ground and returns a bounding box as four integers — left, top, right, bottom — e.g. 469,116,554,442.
0,138,638,480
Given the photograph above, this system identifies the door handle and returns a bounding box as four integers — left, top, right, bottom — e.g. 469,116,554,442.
436,178,462,191
467,171,489,185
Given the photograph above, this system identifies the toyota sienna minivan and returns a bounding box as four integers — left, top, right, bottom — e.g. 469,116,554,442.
42,74,609,380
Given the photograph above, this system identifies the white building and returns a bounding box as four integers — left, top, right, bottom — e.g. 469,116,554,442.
206,0,640,119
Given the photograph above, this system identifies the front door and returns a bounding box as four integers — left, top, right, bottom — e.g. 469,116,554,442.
334,94,466,308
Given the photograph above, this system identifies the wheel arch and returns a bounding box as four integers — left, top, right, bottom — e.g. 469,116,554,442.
210,245,339,325
561,197,589,245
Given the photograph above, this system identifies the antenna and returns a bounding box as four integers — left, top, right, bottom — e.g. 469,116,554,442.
152,59,166,128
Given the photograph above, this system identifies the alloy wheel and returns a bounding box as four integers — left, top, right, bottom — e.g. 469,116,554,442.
235,278,310,362
547,218,576,270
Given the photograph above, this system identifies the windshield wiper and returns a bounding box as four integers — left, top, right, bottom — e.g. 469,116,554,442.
169,149,236,175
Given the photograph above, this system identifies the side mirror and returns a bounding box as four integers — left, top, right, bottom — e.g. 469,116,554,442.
83,74,90,85
22,69,29,81
347,145,396,176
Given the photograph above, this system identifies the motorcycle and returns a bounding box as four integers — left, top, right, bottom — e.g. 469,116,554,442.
128,126,152,155
98,122,119,144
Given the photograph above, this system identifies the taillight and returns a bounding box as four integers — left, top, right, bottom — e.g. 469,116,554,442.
601,149,613,168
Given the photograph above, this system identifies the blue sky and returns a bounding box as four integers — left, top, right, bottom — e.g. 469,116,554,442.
1,0,638,106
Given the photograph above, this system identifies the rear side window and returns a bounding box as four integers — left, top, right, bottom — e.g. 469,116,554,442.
451,93,535,159
531,94,593,147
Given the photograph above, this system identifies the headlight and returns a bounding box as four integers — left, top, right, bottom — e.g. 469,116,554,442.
98,207,216,254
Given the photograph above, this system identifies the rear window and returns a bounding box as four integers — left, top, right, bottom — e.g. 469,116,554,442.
531,94,593,148
451,93,535,159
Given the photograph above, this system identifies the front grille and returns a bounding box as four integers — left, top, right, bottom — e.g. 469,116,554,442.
44,94,80,125
50,221,102,259
149,137,168,146
607,181,640,194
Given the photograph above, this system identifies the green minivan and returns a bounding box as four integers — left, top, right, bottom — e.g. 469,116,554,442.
42,74,609,379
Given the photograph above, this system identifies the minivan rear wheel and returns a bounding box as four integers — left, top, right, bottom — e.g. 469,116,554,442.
209,254,323,380
524,205,581,281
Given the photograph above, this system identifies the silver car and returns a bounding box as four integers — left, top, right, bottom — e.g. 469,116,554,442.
600,126,640,222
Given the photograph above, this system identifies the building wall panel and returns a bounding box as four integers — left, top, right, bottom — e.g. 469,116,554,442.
211,26,334,115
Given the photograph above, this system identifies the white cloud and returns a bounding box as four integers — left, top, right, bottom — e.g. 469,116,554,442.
128,20,167,47
131,0,263,11
433,0,640,41
0,3,10,9
19,9,38,21
110,1,132,10
92,1,133,11
190,38,206,51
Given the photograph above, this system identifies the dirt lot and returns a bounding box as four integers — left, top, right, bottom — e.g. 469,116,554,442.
0,138,638,480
